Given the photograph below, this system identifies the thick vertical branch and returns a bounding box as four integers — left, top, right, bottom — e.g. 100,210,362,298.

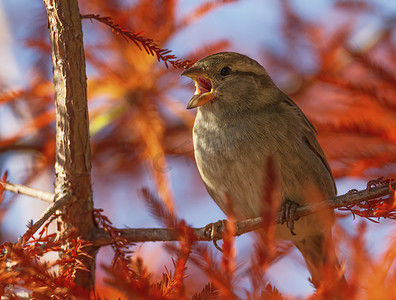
44,0,97,291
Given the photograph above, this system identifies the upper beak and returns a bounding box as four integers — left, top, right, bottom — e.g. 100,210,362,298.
181,66,214,109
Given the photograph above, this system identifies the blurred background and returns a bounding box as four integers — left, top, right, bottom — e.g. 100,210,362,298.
0,0,396,298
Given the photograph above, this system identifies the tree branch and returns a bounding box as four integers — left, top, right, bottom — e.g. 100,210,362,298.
2,178,394,246
3,177,394,246
44,0,97,291
92,180,395,246
0,181,54,202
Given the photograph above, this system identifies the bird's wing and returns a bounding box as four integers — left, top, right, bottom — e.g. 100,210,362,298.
283,94,317,134
283,95,337,194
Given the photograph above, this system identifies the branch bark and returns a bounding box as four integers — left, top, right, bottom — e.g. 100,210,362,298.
2,179,394,247
44,0,97,292
92,181,395,246
0,181,53,202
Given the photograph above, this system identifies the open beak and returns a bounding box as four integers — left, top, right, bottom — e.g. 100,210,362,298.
181,66,214,109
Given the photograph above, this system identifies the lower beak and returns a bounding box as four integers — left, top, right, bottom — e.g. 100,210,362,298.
186,92,215,109
181,67,214,109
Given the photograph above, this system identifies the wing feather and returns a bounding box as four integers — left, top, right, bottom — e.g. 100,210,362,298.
282,94,337,194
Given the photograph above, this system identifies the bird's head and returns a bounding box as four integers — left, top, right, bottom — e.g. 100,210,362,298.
181,52,277,111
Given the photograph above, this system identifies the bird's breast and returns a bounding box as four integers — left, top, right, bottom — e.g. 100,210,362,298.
192,110,273,219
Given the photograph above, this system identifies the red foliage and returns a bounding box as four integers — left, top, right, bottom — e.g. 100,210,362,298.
0,171,7,202
0,220,91,299
81,14,193,69
94,208,134,268
0,91,23,106
339,178,396,222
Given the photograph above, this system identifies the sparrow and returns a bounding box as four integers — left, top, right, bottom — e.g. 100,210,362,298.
182,52,343,288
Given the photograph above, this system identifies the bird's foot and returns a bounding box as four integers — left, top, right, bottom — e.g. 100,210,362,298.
280,199,300,236
204,219,227,252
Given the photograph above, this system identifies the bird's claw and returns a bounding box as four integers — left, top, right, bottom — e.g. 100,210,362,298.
280,200,300,236
204,220,226,252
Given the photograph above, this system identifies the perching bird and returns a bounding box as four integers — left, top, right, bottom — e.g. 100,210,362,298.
182,52,343,288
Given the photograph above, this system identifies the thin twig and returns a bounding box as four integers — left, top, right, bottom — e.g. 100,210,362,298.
18,192,74,244
0,181,54,202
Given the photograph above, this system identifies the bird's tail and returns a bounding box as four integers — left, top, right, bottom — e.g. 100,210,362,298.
293,234,347,293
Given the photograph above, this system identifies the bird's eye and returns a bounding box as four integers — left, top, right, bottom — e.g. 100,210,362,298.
220,66,231,76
